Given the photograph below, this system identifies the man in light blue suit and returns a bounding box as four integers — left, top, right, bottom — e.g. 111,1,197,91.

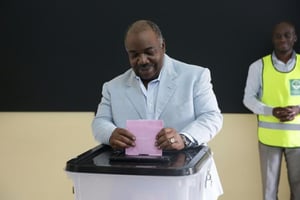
92,19,223,199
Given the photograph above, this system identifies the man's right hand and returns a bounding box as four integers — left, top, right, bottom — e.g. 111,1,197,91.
273,106,300,122
109,128,136,150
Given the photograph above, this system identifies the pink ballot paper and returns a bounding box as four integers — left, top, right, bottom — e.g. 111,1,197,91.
125,120,163,156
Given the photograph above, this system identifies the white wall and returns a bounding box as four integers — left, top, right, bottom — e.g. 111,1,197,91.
0,113,289,200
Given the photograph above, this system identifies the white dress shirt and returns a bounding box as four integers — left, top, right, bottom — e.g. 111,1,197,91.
243,51,297,115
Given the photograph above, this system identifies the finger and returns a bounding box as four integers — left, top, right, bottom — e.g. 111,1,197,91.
168,137,177,145
111,137,135,149
118,129,136,140
110,133,135,148
160,136,178,150
280,115,295,122
156,128,172,138
118,134,136,146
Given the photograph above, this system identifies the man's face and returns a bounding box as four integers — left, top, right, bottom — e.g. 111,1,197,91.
272,22,297,54
125,29,165,83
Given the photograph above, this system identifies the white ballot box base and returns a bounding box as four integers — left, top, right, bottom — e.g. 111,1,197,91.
65,145,223,200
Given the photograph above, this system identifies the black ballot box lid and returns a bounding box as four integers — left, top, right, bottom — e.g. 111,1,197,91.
65,144,211,176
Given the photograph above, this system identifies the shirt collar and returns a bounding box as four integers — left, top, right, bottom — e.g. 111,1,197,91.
272,50,296,65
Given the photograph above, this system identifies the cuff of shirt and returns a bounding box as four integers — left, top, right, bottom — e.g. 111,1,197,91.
180,132,198,146
264,106,273,115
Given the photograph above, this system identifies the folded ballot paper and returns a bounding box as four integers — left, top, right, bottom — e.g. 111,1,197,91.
125,120,163,156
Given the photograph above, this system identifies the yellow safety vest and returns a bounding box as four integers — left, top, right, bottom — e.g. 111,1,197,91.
258,54,300,147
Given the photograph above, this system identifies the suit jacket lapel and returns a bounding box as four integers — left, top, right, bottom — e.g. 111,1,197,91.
155,56,178,119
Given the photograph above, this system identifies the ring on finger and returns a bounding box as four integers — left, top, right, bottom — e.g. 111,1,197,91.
168,137,176,144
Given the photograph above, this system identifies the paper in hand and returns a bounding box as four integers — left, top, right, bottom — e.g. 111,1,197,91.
125,120,163,156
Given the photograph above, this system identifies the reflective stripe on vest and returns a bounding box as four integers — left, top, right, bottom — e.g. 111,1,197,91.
258,54,300,147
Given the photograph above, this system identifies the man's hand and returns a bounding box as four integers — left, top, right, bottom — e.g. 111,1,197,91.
155,128,185,150
109,128,136,150
273,106,300,122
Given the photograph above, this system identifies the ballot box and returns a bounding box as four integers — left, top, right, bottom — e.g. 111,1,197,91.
65,144,222,200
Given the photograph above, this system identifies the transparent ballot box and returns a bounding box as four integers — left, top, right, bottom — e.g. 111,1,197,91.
65,144,221,200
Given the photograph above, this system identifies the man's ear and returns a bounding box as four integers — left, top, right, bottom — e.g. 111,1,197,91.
161,40,166,52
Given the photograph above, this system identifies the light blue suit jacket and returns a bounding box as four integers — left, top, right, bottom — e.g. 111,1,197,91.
92,54,223,145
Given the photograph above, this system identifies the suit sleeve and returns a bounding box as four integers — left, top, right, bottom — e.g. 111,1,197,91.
181,68,223,145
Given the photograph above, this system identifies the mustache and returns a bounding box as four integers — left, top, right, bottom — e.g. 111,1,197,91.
138,63,153,68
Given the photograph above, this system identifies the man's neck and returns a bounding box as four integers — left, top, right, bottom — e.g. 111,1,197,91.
275,50,293,64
